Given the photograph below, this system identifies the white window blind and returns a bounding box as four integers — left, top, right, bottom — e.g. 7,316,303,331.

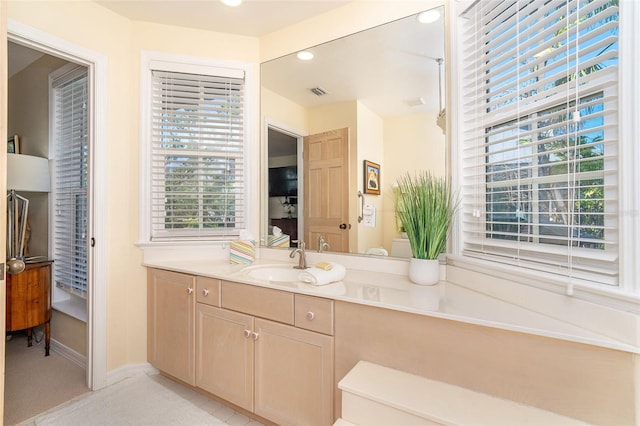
52,67,89,297
150,69,246,241
461,0,619,286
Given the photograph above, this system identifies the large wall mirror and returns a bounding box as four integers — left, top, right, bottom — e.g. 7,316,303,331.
261,6,445,258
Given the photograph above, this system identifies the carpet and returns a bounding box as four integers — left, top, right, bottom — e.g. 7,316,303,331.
4,331,89,425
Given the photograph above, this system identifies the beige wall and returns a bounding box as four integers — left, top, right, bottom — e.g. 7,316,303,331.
51,310,86,356
355,102,384,254
261,87,308,133
8,55,66,158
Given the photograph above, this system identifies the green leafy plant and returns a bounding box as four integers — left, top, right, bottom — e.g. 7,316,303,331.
394,171,458,260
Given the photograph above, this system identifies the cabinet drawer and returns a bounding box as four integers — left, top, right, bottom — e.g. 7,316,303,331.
294,294,334,335
221,281,294,325
196,276,220,306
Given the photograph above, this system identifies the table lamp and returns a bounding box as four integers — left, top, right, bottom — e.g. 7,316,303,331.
6,153,51,274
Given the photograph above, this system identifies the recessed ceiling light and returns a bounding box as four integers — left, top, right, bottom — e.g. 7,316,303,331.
417,9,441,24
220,0,242,6
297,51,314,61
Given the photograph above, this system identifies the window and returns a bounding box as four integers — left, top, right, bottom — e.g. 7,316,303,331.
51,65,89,297
144,58,249,242
460,0,619,287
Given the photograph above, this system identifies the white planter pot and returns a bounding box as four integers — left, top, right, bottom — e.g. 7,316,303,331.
408,258,440,285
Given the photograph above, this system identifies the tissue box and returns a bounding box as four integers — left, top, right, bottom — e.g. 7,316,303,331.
267,234,290,248
230,240,255,264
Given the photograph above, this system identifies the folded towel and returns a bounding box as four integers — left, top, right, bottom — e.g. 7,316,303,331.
298,263,346,286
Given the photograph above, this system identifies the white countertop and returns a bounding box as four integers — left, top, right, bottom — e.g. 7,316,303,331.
142,248,639,354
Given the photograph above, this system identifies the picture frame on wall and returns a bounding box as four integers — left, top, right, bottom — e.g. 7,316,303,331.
7,135,20,154
364,160,381,195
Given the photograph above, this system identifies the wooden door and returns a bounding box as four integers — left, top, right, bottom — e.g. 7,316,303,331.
147,269,196,385
254,318,334,426
303,128,350,252
195,304,254,411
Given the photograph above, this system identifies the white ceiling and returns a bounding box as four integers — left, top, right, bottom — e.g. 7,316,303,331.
95,0,351,37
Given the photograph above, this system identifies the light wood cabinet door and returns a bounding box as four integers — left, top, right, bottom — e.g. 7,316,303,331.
147,268,196,385
254,318,334,426
196,304,254,411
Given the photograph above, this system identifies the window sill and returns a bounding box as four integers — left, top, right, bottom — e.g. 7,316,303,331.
447,254,640,313
53,298,87,322
446,255,640,351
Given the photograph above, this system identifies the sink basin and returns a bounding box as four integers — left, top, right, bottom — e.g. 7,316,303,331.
241,264,303,282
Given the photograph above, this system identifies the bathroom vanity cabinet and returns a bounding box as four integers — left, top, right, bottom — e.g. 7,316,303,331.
148,269,334,426
147,269,196,385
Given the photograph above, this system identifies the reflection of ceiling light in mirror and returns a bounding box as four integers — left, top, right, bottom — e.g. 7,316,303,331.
297,51,314,61
220,0,242,6
417,9,441,24
405,97,426,107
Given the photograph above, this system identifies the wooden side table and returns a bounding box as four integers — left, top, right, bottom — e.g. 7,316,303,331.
6,260,53,356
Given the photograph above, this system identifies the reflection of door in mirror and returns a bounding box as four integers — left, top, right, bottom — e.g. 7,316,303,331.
267,128,300,247
303,128,350,252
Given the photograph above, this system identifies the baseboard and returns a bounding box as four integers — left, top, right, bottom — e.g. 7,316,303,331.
51,338,86,369
49,340,158,390
105,362,159,387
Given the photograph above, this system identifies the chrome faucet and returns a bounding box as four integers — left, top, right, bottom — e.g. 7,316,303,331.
317,235,330,253
289,241,308,269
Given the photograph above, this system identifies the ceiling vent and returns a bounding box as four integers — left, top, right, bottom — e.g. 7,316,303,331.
310,87,328,96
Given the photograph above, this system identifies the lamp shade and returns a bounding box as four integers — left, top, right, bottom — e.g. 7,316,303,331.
7,153,51,192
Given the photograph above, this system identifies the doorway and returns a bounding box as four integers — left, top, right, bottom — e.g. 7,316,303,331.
5,40,90,423
266,126,303,247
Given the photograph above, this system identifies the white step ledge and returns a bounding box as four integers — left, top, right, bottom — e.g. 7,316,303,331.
332,419,357,426
338,361,588,426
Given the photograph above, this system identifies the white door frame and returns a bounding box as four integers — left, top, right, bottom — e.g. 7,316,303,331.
7,20,108,391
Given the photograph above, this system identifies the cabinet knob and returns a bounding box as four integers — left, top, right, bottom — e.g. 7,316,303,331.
202,289,209,297
187,287,193,295
306,311,315,321
243,329,251,338
251,332,259,340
